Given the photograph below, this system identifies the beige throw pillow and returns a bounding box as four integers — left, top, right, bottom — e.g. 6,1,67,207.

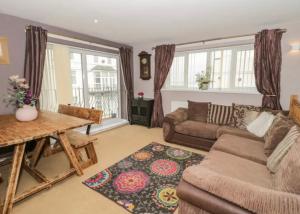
267,126,300,173
274,136,300,194
246,112,275,137
264,113,294,156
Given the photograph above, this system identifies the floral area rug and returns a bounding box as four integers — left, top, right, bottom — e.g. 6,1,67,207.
83,142,204,214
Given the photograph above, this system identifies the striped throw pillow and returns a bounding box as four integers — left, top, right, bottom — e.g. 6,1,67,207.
267,125,300,173
208,104,233,125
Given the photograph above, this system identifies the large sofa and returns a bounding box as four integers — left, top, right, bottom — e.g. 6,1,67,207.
177,133,300,214
163,100,300,214
163,106,263,151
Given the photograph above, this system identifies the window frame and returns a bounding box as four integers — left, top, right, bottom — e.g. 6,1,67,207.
164,43,258,94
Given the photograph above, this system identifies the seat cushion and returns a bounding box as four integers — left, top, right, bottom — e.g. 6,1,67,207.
187,150,272,188
66,130,97,148
175,120,219,139
212,134,267,164
216,126,264,142
182,163,300,214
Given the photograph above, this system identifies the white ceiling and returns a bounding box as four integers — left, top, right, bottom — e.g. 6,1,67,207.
1,0,300,45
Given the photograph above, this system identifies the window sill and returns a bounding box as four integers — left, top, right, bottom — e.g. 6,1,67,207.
161,88,260,95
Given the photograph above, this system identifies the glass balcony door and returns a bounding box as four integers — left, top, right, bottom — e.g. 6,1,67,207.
70,49,120,119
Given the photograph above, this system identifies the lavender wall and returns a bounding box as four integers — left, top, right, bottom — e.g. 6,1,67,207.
133,20,300,113
0,13,131,115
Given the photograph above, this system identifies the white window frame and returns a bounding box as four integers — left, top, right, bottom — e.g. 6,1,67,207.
164,43,258,94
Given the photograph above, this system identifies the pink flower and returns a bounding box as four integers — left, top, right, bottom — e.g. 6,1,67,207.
138,92,144,96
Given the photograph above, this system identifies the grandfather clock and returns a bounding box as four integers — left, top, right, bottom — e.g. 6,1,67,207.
138,51,151,80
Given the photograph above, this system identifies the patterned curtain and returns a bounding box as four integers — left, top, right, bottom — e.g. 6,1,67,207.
151,44,176,127
254,29,283,110
119,47,134,123
24,25,48,109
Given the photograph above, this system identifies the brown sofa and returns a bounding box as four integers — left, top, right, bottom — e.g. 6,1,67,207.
177,133,300,214
163,103,300,213
163,107,263,151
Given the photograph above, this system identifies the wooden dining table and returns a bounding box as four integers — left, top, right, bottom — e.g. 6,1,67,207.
0,111,94,214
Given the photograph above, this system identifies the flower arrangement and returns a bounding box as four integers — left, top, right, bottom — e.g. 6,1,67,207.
137,91,144,99
195,68,212,90
5,75,36,108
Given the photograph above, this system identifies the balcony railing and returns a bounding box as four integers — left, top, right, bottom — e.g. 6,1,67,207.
40,87,119,119
72,87,119,119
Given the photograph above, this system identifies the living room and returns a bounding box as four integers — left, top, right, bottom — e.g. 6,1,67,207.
1,1,300,214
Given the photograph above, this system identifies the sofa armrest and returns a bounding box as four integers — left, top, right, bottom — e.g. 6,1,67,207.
163,108,188,141
164,108,188,124
183,166,300,214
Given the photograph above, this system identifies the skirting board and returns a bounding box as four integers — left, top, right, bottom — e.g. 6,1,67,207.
75,118,129,135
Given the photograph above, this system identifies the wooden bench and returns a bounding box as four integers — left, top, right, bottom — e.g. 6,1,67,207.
57,105,103,169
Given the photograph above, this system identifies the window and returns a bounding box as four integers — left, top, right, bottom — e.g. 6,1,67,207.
71,70,77,85
94,72,101,84
40,43,121,119
165,44,256,92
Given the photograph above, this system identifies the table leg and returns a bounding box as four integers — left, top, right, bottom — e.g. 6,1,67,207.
58,133,83,176
30,138,46,167
2,143,26,214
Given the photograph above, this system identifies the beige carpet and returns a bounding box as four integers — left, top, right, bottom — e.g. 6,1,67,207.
0,125,206,214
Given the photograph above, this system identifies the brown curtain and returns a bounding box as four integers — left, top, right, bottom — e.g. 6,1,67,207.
254,29,283,110
151,44,176,127
119,47,134,123
24,25,48,108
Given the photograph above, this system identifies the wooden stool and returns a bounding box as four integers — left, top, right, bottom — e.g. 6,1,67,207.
66,130,98,169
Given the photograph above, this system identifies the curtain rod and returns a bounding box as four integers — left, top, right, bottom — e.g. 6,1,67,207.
24,26,120,51
152,29,287,50
47,33,119,51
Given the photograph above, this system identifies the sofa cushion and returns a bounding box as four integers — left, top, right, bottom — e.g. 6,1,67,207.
187,101,210,122
177,181,252,214
208,104,233,125
212,134,267,164
216,126,264,142
267,125,300,173
175,120,219,139
182,165,300,214
188,150,272,188
264,113,294,156
231,104,261,129
274,137,300,194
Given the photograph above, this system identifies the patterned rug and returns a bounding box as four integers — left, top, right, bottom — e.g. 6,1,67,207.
83,142,204,213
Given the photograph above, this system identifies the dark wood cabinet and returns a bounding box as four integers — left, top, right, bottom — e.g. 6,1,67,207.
131,98,154,127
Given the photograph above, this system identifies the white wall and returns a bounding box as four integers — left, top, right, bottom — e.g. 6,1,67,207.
133,20,300,113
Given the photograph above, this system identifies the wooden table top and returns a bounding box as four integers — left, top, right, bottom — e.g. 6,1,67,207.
0,111,94,147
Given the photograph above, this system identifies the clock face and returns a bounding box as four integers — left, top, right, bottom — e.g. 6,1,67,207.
141,58,148,65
